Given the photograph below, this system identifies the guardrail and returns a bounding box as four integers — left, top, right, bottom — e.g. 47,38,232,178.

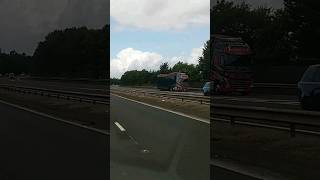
0,84,109,105
111,88,210,104
118,83,297,94
22,76,109,84
211,104,320,137
253,83,296,88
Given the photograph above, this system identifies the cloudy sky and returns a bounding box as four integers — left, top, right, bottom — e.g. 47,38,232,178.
0,0,108,55
110,0,210,78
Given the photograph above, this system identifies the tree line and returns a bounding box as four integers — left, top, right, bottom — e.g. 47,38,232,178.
119,60,206,86
0,25,109,79
0,50,32,75
212,0,320,65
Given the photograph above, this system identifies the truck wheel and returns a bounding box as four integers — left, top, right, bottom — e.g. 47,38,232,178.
241,92,249,96
301,97,312,110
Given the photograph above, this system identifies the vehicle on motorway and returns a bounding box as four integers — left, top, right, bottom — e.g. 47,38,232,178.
298,64,320,110
210,34,254,95
202,82,211,96
157,72,189,91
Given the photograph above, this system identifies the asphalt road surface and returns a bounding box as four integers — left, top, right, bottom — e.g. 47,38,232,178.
0,101,108,180
110,94,210,180
112,86,300,110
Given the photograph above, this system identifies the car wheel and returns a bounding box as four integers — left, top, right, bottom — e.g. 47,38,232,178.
301,97,312,110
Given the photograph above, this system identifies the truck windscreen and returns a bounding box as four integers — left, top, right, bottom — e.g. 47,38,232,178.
224,55,251,67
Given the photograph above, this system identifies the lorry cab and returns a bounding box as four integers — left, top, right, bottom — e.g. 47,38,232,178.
210,35,254,95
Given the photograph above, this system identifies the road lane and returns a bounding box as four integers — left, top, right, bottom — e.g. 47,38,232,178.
0,101,108,180
110,94,210,180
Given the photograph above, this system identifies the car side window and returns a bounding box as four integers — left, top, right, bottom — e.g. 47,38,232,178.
314,68,320,82
302,67,316,82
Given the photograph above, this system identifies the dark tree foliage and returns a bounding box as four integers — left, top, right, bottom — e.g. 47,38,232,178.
33,25,109,79
159,62,170,74
212,0,320,65
111,78,121,85
120,60,205,86
198,40,211,81
0,50,32,74
120,70,156,86
282,0,320,61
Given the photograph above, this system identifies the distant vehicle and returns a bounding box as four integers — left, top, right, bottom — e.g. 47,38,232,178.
202,82,211,96
298,65,320,110
210,34,254,95
157,72,189,91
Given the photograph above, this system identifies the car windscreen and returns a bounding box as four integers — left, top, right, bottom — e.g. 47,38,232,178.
301,66,320,82
224,55,252,67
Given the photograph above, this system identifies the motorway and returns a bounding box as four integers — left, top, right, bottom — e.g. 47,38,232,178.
110,94,210,179
0,100,108,180
0,78,311,179
112,86,300,110
0,78,301,110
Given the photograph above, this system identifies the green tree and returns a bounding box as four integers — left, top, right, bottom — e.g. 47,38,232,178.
159,62,170,74
0,50,32,74
198,40,211,81
33,25,109,78
120,70,154,86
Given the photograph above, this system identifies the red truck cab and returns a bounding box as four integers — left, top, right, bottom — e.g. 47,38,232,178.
210,35,253,95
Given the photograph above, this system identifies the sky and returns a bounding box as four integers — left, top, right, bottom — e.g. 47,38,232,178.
0,0,108,55
110,0,283,78
110,0,210,78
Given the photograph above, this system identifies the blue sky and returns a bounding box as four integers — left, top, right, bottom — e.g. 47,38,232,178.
110,0,209,78
111,19,209,58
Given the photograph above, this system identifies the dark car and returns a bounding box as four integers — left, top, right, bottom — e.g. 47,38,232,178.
298,65,320,110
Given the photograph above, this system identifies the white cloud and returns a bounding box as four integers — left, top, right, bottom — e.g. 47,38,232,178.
110,48,163,78
110,47,203,78
189,47,203,64
110,0,209,31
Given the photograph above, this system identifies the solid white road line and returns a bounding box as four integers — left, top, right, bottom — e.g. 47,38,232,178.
111,93,210,124
114,121,126,132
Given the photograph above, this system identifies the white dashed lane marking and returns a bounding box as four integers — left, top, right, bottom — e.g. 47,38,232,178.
114,121,126,132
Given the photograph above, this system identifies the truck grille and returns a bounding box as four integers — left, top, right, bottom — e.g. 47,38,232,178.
229,79,251,90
